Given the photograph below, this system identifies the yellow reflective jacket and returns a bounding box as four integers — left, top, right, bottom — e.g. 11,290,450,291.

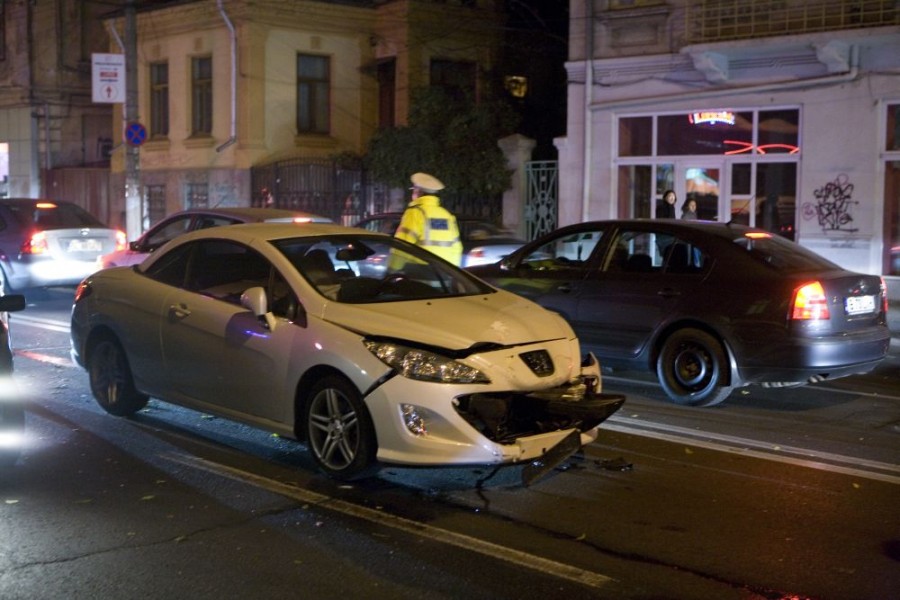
394,195,463,266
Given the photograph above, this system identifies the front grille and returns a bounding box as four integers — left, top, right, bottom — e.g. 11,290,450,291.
519,349,554,377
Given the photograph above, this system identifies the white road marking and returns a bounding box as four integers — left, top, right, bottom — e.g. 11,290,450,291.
604,416,900,485
11,314,70,333
163,452,615,590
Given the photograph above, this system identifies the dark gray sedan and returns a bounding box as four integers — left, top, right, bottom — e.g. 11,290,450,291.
468,220,891,407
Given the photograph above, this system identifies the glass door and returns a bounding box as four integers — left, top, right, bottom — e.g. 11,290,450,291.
678,162,723,221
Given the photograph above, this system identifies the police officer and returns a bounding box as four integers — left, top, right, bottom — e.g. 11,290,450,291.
394,172,463,266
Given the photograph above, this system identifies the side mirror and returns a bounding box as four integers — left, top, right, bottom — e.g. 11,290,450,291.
0,295,26,312
240,286,276,330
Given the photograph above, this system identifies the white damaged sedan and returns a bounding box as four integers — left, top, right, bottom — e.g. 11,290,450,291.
70,223,624,482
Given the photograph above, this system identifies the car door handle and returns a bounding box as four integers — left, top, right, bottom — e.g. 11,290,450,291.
556,283,577,294
657,288,681,299
168,303,191,319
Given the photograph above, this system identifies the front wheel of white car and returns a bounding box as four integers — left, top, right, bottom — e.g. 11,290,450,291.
88,337,149,417
304,375,377,480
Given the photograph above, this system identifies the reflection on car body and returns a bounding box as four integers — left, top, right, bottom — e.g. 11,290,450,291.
70,223,624,483
468,219,890,407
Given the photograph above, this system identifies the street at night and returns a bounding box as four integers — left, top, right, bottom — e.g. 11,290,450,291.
2,288,897,599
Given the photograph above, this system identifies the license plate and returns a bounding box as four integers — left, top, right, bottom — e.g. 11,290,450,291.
67,238,103,252
845,294,875,315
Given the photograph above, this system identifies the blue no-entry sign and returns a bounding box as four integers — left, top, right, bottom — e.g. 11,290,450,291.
125,122,147,146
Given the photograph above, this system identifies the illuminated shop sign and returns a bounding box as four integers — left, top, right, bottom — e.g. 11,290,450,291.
688,111,735,126
724,140,800,155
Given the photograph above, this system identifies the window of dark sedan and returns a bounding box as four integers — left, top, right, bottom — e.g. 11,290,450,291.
142,239,300,320
602,230,709,275
519,229,605,273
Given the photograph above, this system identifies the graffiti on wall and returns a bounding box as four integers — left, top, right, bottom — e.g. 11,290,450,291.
802,173,857,233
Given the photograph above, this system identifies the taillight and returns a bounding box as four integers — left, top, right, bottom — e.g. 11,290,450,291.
21,232,49,255
292,217,313,224
880,277,888,315
73,279,92,302
115,230,128,251
469,248,485,259
791,281,830,320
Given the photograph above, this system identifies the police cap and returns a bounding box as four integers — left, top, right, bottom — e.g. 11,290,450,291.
411,172,445,193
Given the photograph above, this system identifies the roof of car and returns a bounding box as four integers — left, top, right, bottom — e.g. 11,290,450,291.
560,218,763,238
178,221,379,242
0,197,79,205
171,207,331,222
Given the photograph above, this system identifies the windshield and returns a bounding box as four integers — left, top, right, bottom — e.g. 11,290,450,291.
273,234,494,303
8,201,107,229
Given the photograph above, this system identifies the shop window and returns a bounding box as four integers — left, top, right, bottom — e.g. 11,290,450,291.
756,163,796,240
619,117,652,157
886,161,900,275
730,163,752,225
658,111,753,155
758,109,799,154
618,165,652,217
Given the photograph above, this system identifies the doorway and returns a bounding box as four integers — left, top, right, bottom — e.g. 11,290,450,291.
678,162,723,221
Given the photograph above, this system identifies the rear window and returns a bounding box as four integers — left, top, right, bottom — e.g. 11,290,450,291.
733,233,839,272
6,201,106,230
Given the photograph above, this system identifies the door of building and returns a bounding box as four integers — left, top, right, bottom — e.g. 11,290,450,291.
677,161,723,221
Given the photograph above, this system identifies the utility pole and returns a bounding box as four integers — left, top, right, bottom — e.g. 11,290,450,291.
124,0,141,240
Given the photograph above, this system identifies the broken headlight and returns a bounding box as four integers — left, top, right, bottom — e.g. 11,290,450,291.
364,340,490,384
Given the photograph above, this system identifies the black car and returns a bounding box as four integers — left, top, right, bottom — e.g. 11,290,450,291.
0,293,27,469
468,219,890,407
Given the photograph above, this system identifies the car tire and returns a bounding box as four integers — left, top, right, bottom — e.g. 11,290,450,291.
656,328,733,407
0,401,24,469
303,375,378,480
88,337,149,417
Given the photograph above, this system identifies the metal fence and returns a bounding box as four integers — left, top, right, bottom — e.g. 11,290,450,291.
250,157,505,226
685,0,898,43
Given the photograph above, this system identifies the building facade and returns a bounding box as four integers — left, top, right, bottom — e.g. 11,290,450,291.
104,0,503,237
559,0,900,279
0,1,113,215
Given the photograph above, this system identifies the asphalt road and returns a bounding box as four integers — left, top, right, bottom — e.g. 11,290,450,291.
2,289,898,599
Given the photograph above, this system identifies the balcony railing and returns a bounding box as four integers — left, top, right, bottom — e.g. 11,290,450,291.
685,0,899,43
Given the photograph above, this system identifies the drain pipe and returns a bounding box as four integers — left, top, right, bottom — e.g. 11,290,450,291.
580,0,594,222
216,0,237,152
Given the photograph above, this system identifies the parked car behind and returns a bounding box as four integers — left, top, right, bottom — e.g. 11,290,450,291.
0,292,28,469
467,219,890,407
98,207,332,269
356,212,526,267
71,222,624,482
0,198,126,292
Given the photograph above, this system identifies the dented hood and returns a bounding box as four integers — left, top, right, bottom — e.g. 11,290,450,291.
319,291,574,350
